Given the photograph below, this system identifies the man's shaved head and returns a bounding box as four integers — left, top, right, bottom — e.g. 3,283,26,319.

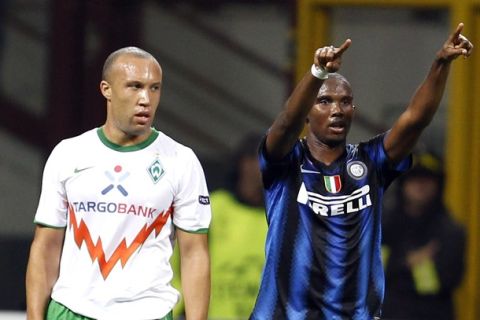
102,46,157,81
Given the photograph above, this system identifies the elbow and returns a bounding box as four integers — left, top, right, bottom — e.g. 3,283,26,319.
407,109,435,131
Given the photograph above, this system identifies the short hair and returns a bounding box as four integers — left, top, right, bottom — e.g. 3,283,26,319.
317,72,353,98
102,47,156,81
327,72,351,88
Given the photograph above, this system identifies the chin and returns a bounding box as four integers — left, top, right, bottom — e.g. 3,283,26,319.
128,126,151,137
324,136,347,147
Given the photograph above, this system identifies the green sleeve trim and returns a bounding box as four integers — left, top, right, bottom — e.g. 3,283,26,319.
34,221,66,229
175,226,209,234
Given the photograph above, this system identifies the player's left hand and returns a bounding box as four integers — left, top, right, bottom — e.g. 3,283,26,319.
437,23,473,62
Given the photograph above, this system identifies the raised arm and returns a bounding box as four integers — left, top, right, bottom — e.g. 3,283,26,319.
385,23,473,163
265,39,351,161
26,226,65,320
177,229,210,320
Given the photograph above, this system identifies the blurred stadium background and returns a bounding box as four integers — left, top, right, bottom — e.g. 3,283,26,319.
0,0,478,319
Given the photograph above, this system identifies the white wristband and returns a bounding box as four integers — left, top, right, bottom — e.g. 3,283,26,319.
311,64,328,80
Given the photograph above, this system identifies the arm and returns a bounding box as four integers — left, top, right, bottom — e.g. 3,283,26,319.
385,23,473,163
265,40,351,161
26,225,65,320
177,229,210,320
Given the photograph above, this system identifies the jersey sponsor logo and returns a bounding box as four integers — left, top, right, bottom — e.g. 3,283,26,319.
198,195,210,205
347,161,367,180
147,158,165,184
297,183,372,216
71,201,157,218
324,175,342,193
102,165,129,196
68,204,173,279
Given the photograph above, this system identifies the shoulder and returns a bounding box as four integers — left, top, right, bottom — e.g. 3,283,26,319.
49,128,98,155
153,130,198,158
260,137,304,164
355,133,387,153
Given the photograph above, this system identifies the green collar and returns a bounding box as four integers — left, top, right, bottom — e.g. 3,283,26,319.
97,127,159,152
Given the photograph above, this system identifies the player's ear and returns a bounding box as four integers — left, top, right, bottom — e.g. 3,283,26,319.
100,80,111,100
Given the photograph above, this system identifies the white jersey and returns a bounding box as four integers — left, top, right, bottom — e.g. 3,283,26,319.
34,128,211,320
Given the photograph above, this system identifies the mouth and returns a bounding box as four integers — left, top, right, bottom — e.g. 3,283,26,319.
328,120,346,134
134,112,150,125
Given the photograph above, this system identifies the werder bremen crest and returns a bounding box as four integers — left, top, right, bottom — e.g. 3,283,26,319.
147,158,165,184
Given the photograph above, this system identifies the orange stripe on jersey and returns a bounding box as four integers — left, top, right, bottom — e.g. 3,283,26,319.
68,204,173,279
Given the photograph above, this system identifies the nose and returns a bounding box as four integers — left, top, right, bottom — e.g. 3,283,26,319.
138,89,150,106
330,101,343,114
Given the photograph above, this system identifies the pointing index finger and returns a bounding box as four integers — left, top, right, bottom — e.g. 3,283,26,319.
336,39,352,57
449,23,464,43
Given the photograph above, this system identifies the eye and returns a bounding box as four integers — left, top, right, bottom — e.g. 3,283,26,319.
318,97,330,105
128,82,142,90
341,98,353,106
151,85,160,92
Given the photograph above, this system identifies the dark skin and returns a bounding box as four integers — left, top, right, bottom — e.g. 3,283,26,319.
266,23,473,165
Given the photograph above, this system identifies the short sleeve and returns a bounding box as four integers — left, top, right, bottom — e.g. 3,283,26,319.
34,142,69,228
259,135,302,190
172,148,211,233
363,133,412,188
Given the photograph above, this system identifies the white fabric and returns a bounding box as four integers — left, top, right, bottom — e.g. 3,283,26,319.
34,128,211,320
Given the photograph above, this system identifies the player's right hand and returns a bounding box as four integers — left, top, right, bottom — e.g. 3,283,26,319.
314,39,351,73
436,23,473,62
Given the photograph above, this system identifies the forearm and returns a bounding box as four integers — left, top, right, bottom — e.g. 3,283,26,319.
26,227,64,320
181,249,210,320
267,72,323,159
26,243,60,319
407,58,451,127
385,58,452,162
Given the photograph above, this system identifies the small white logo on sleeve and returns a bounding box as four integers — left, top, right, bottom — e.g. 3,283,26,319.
198,195,210,205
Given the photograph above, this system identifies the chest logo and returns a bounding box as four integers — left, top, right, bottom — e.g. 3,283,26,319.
347,161,367,180
298,183,372,217
147,159,165,184
324,175,342,193
102,165,129,196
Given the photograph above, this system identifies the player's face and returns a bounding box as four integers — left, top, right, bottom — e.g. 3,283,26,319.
103,55,162,141
307,76,354,146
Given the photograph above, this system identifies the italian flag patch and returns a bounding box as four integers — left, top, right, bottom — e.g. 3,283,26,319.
324,175,342,193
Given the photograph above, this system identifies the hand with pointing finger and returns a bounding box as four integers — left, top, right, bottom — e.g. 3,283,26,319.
313,39,352,73
437,23,473,62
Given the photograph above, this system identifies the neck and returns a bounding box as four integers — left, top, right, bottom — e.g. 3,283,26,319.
102,124,152,146
306,136,346,166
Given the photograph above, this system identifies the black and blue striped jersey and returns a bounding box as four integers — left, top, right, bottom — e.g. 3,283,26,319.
250,134,411,320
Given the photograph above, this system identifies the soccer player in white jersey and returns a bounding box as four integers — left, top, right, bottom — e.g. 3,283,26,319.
26,47,211,320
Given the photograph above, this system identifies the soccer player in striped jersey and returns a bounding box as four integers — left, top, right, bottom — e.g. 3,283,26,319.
250,23,472,319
